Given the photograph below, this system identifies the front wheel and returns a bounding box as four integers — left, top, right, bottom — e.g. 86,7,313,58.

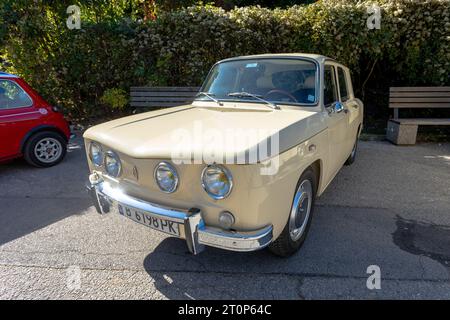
268,168,317,257
345,137,358,166
23,131,67,167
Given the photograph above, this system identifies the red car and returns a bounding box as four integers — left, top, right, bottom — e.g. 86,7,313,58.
0,72,70,167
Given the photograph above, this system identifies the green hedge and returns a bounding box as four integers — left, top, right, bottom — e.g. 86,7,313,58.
1,0,449,123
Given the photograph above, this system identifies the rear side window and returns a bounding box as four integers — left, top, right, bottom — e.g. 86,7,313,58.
323,65,338,106
0,80,33,110
337,67,349,101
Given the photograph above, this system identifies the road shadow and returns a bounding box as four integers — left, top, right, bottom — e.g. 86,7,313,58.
142,203,450,299
142,238,297,299
0,134,91,245
140,206,346,299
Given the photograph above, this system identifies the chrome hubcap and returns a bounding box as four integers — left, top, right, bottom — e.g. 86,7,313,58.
34,138,62,163
289,179,313,241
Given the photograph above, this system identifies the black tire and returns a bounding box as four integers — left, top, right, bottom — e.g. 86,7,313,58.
268,167,317,257
345,137,358,166
23,131,67,167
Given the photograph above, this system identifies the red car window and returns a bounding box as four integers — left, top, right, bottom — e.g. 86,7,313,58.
0,79,33,110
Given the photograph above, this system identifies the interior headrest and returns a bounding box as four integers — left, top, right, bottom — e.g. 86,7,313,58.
256,76,274,89
303,75,316,89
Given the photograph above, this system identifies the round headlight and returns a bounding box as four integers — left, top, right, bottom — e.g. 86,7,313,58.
89,142,103,167
105,151,121,177
201,165,233,200
154,162,178,193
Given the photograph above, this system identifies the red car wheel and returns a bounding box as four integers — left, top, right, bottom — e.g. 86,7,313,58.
23,131,67,167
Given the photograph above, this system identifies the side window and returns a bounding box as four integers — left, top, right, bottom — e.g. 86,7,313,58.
0,80,33,110
337,67,349,101
323,65,338,106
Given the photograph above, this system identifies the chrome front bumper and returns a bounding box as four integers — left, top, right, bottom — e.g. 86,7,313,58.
86,173,273,254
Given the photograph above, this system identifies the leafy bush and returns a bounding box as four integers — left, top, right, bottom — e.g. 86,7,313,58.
1,0,449,124
100,88,129,110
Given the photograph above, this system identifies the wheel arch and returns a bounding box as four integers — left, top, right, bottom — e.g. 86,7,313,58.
309,159,322,196
20,125,68,153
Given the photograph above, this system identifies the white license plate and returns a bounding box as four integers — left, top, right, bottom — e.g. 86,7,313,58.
117,203,181,237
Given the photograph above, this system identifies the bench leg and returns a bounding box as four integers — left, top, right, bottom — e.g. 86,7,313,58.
386,120,418,145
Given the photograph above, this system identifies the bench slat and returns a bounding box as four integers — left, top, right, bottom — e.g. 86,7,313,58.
130,92,198,98
130,102,192,107
390,87,450,92
130,86,201,108
390,97,450,103
131,97,195,102
391,118,450,125
130,87,200,92
390,92,450,98
389,103,450,108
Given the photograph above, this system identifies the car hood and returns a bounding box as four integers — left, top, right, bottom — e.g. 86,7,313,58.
83,104,326,162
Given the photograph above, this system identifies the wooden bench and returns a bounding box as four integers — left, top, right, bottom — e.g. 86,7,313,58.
130,86,201,109
386,87,450,145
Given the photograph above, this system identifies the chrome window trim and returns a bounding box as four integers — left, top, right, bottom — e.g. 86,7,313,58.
336,66,350,102
323,63,339,108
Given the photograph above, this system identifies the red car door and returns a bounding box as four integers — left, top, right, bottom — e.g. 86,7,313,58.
0,78,41,160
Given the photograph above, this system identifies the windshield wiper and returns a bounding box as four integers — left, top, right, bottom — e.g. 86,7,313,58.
227,92,280,110
196,92,223,106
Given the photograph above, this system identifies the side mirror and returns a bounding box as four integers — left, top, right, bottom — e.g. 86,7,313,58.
332,101,344,113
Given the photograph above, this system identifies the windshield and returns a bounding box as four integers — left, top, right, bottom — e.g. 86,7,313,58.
198,58,318,106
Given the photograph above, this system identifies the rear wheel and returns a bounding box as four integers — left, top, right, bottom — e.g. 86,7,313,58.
23,131,67,167
268,168,317,257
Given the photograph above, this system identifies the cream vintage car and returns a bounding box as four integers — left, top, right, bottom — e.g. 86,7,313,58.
85,54,363,257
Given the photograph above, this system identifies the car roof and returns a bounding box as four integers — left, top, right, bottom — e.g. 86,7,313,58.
217,53,336,64
0,72,19,79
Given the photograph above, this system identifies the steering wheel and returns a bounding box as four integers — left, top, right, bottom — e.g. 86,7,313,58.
264,89,298,103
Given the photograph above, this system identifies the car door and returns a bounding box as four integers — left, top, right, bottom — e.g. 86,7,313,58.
336,66,360,148
323,64,350,178
0,79,37,159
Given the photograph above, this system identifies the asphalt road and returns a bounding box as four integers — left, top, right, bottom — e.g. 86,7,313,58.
0,135,449,299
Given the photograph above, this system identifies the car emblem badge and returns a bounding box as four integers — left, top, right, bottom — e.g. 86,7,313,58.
38,108,48,115
132,166,139,180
